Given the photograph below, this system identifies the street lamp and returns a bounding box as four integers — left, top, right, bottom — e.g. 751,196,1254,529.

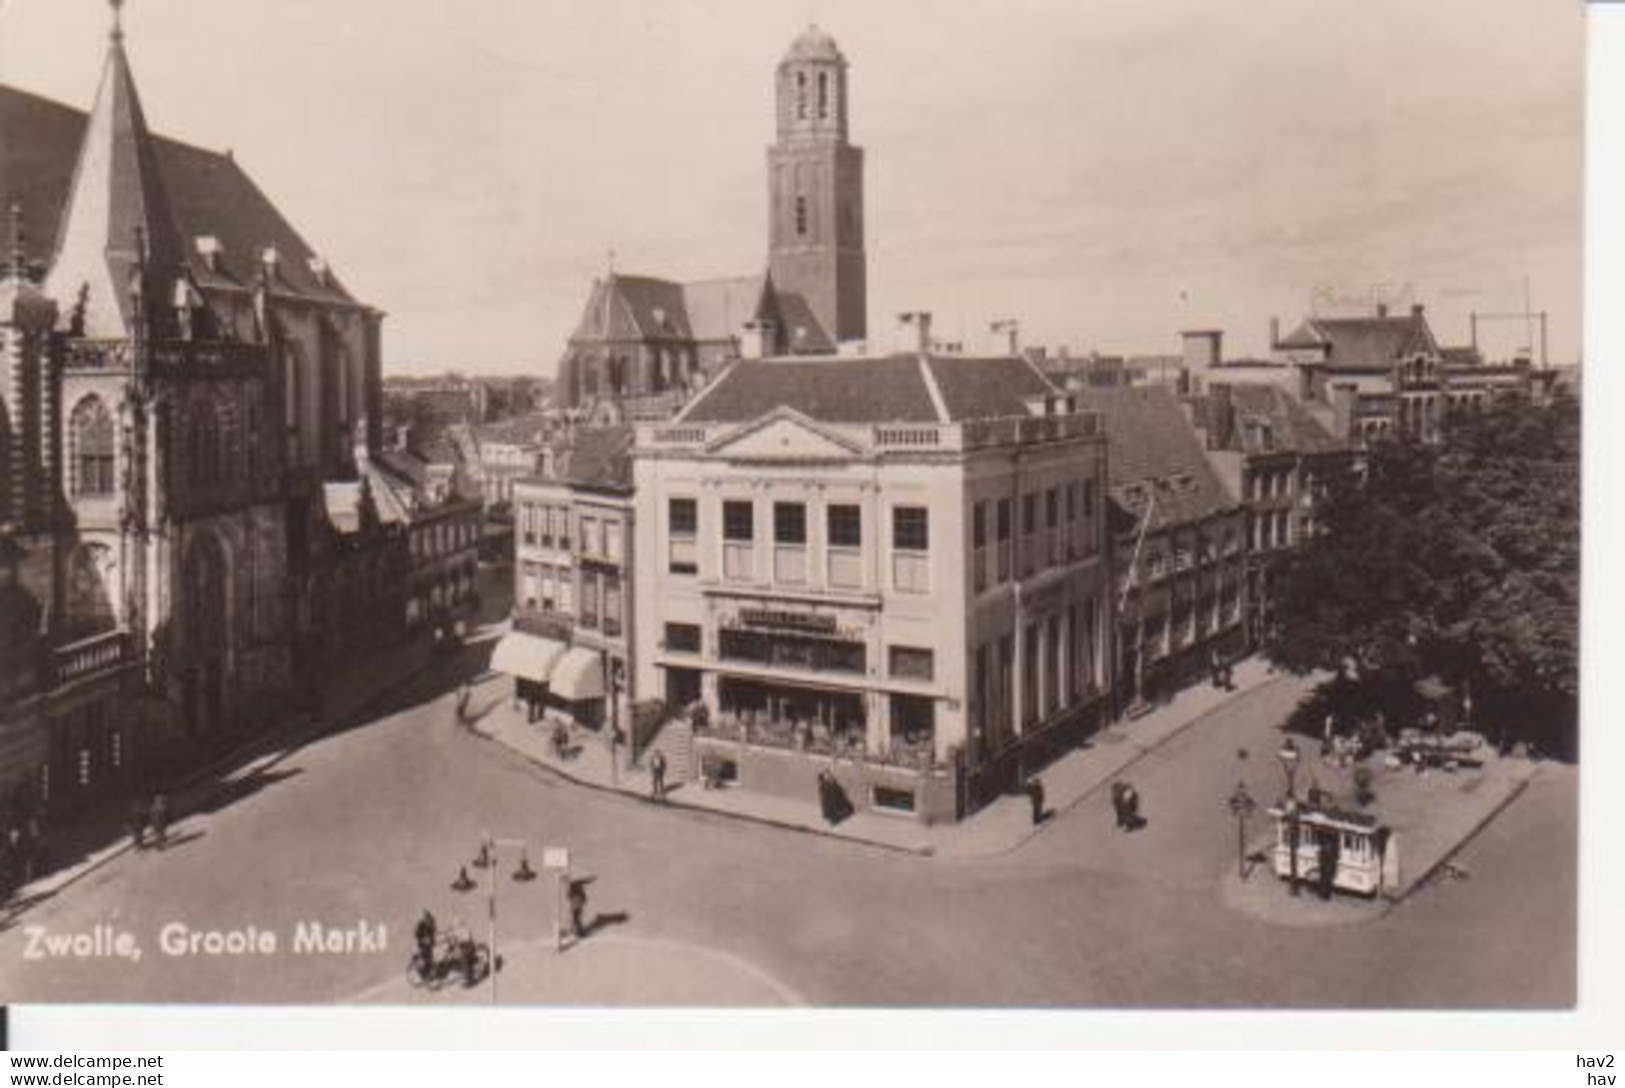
1277,738,1302,897
453,833,541,1004
1227,781,1256,880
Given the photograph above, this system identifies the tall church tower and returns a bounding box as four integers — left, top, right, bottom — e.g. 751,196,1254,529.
767,26,866,349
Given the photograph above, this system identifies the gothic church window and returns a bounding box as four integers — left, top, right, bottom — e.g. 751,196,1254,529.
795,195,808,237
71,396,116,496
817,71,828,118
191,404,221,487
796,72,808,119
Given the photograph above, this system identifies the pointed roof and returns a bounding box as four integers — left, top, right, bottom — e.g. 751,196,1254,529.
1282,309,1440,371
681,274,772,343
1071,385,1236,531
44,25,185,339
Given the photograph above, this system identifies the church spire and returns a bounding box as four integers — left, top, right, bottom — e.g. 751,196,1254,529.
45,1,185,340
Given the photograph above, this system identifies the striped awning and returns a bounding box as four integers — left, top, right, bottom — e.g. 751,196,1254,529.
549,647,605,702
490,632,568,683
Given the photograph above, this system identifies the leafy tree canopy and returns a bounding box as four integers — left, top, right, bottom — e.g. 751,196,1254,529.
1267,390,1579,754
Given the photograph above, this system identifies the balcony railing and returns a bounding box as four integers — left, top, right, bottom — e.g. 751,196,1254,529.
48,629,130,687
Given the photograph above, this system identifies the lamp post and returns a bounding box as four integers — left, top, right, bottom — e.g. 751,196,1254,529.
1278,737,1302,897
453,833,539,1004
1227,781,1256,880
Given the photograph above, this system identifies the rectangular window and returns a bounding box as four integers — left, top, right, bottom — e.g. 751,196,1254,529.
605,520,623,563
892,506,930,593
723,500,755,580
827,504,862,589
1045,488,1059,566
774,502,808,583
668,497,698,575
603,574,623,637
996,498,1012,582
665,623,702,654
580,575,599,629
1022,623,1039,728
893,506,929,551
1021,493,1037,577
558,574,574,616
774,502,807,544
827,504,862,547
973,501,988,593
888,646,935,681
557,508,571,551
581,517,599,557
723,501,755,541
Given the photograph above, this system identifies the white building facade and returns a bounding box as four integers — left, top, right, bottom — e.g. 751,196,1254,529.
630,355,1114,821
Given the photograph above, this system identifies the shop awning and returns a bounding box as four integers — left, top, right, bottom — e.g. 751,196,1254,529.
490,632,568,683
550,647,606,702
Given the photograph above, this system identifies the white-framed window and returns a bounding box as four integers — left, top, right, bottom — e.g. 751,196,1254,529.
668,497,698,574
892,506,930,594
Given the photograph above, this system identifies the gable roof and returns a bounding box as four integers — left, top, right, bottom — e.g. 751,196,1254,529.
1284,310,1439,371
923,355,1056,421
570,274,693,343
682,275,771,343
1224,383,1346,456
1072,385,1236,531
550,425,634,490
472,412,553,448
679,353,1061,426
0,78,358,321
769,289,835,354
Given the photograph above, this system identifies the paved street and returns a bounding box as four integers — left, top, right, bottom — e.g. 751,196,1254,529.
0,587,1576,1008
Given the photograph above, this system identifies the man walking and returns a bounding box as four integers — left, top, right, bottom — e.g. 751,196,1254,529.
649,749,668,802
128,795,147,850
567,878,589,941
149,792,170,850
1025,777,1047,826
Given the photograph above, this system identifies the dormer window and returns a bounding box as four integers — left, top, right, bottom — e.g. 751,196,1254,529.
194,235,222,271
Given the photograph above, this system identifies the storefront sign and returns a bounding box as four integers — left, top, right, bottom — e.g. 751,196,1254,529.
738,609,839,635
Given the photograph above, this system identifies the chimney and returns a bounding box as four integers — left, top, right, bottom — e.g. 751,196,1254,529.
1376,303,1389,318
1209,382,1236,449
898,311,933,354
1269,316,1280,350
740,319,774,360
1411,303,1425,319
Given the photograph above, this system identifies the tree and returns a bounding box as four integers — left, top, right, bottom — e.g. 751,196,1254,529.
1267,391,1579,755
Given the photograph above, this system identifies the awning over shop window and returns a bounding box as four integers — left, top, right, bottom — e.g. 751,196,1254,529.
550,647,606,702
491,631,568,683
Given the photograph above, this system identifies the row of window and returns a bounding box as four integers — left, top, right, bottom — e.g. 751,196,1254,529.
972,600,1101,754
1130,587,1244,660
793,68,834,122
412,517,478,561
663,621,936,682
970,480,1099,593
518,502,625,564
1243,467,1297,503
668,498,930,593
521,562,624,638
1251,510,1295,552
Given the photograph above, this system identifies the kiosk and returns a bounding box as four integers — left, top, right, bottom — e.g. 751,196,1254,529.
1268,800,1397,897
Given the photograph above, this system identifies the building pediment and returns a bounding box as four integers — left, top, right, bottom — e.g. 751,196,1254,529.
705,408,865,461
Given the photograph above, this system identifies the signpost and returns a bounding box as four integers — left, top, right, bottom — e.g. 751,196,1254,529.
542,846,570,952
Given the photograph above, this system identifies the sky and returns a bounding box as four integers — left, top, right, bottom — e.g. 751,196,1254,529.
0,0,1585,374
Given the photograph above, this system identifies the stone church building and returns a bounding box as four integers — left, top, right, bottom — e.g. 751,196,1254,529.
557,26,868,420
0,12,383,823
